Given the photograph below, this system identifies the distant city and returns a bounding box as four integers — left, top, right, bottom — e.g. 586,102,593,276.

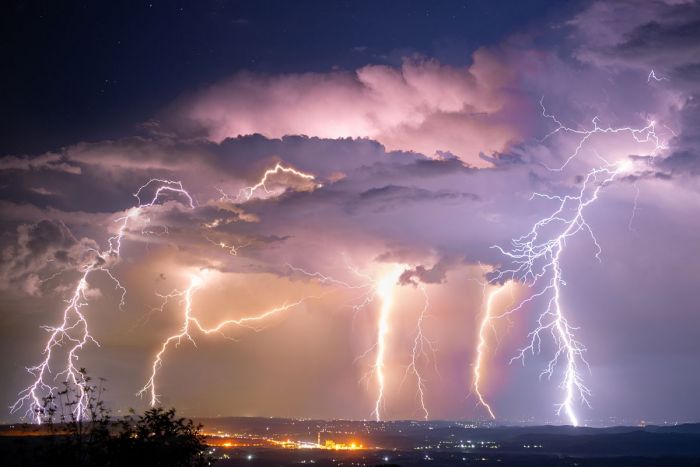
196,418,700,466
4,416,700,465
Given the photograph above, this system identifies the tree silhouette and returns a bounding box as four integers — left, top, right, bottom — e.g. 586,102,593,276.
36,368,112,465
113,407,212,466
32,369,214,466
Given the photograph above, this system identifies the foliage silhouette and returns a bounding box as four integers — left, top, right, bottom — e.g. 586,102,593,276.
112,407,212,466
32,368,214,466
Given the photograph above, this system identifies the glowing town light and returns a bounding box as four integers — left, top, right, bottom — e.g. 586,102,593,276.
12,179,194,423
473,281,512,420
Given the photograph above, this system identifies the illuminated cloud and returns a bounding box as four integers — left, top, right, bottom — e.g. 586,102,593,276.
169,54,530,166
0,220,99,296
569,0,700,175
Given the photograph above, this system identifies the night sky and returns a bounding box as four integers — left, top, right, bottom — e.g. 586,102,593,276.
1,0,699,425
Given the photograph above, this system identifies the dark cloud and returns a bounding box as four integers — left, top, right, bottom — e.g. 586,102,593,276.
0,220,99,296
354,185,478,213
403,156,472,176
658,95,700,174
0,153,81,174
570,0,700,176
479,151,525,167
398,258,459,286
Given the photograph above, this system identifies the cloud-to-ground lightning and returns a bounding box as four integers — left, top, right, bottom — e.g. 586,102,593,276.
127,164,328,406
138,271,311,406
370,267,403,421
131,167,432,420
289,262,433,420
404,284,434,420
490,98,665,426
11,179,195,423
473,281,512,420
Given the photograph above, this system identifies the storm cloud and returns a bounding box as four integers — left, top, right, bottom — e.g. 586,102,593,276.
1,0,699,424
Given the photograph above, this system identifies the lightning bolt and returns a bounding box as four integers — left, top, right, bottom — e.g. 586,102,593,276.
138,271,311,406
11,179,194,423
404,284,434,420
290,262,432,420
132,164,327,405
473,281,512,420
370,266,403,421
203,234,249,256
489,97,665,426
218,162,321,204
647,69,667,83
539,97,663,173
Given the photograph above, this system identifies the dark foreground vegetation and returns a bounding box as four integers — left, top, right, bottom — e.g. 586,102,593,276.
0,369,213,466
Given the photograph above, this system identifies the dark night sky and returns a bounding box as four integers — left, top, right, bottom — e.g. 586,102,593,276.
0,1,579,154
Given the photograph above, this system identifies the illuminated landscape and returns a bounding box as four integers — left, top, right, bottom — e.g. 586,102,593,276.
2,0,700,465
4,418,700,465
